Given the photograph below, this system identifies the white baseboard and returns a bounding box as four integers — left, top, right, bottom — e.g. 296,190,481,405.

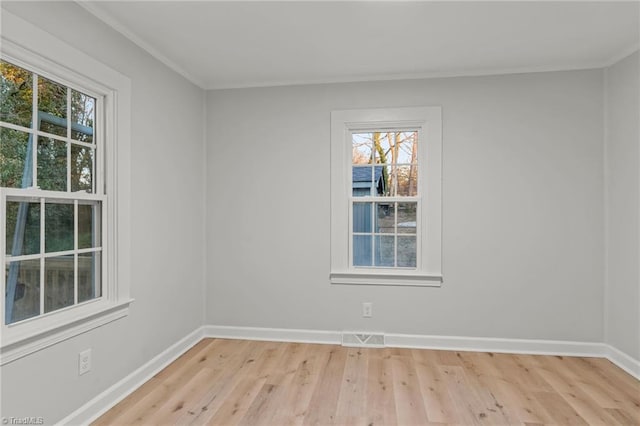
204,325,605,356
385,333,606,357
605,344,640,379
202,325,341,345
58,325,640,424
56,327,205,426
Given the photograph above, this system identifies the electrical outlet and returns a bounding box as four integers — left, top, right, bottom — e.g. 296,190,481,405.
362,302,373,318
79,349,92,375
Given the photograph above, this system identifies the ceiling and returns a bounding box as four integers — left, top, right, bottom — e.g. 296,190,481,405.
79,1,640,90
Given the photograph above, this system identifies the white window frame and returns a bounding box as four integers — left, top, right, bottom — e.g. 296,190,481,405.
0,11,132,364
330,106,442,286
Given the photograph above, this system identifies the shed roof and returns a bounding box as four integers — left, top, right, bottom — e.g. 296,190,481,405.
352,166,384,183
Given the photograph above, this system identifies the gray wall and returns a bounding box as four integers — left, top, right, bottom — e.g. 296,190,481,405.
205,70,605,342
1,2,205,423
2,2,636,423
605,51,640,360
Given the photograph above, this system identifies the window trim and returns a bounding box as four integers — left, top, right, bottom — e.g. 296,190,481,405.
330,106,443,287
0,10,133,365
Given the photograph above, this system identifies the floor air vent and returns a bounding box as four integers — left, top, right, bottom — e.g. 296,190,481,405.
341,332,385,348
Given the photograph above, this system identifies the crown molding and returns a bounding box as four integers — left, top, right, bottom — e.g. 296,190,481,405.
75,1,637,91
76,1,206,89
205,62,609,90
603,43,640,68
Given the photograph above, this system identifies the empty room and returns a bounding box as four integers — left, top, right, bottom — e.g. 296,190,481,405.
1,1,639,425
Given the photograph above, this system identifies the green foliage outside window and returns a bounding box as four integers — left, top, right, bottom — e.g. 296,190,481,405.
1,60,96,257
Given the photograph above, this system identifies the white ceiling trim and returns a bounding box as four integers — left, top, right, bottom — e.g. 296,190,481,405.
204,62,611,91
603,43,640,68
77,1,207,89
76,0,638,92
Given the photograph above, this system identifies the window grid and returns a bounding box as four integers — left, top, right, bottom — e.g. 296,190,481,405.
350,199,420,269
4,193,103,323
2,60,103,325
349,130,420,270
1,68,99,194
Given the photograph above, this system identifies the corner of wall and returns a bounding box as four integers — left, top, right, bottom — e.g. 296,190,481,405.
201,90,208,327
602,50,640,362
602,65,610,346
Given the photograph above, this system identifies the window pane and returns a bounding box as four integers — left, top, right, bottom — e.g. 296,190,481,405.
39,116,66,138
398,236,417,268
352,202,372,233
352,165,389,197
374,235,394,267
374,132,417,164
78,202,100,249
373,132,391,165
45,202,73,252
6,200,40,256
353,235,372,267
397,202,417,234
0,128,32,188
397,164,418,197
37,136,67,191
375,165,388,196
0,61,33,128
78,251,101,303
352,166,373,197
5,259,40,324
38,76,67,137
71,144,93,192
44,255,74,313
375,202,394,233
396,132,417,163
70,90,94,144
352,133,373,164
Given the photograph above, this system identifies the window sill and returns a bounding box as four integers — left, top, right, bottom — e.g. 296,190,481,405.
330,272,442,287
0,299,133,365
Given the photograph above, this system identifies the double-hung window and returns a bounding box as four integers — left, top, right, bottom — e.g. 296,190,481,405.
1,60,103,324
330,107,442,286
1,10,132,364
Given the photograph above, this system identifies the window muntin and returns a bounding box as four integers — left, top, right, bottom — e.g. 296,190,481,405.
1,59,104,325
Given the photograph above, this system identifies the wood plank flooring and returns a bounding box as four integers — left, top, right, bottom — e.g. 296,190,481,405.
94,339,640,425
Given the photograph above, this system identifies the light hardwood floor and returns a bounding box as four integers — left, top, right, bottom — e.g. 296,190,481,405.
94,338,640,425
